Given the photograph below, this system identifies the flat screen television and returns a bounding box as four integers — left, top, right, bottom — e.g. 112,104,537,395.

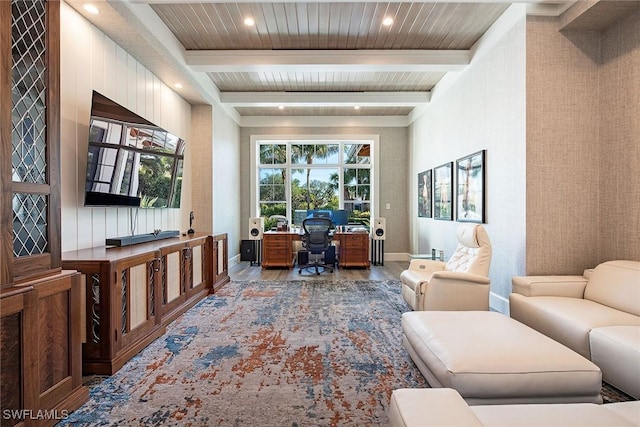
84,91,185,208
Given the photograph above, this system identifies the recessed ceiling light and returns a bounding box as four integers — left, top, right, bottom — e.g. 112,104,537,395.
244,17,255,26
354,106,360,110
278,106,284,110
174,83,183,89
83,4,100,15
382,17,394,26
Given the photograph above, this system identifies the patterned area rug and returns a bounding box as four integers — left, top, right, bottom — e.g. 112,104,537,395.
58,280,427,426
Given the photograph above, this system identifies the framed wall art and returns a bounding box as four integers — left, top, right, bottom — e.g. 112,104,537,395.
434,162,453,221
456,149,485,223
418,169,432,218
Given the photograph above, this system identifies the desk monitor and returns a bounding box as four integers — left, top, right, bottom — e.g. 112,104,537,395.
306,209,349,227
306,209,331,220
331,209,349,226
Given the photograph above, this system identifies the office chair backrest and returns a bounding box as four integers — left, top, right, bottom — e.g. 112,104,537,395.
302,217,332,254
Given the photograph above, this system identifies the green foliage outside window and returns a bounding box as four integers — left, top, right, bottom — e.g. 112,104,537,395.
257,141,372,228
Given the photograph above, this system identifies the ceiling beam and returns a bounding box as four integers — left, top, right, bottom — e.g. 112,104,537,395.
139,0,572,4
186,50,469,73
220,91,431,107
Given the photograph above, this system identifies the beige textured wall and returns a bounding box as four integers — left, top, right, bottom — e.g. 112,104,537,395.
526,13,640,274
526,17,601,274
212,103,242,256
239,126,409,254
599,10,640,262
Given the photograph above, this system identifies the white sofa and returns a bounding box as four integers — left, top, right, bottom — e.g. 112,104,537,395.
510,260,640,398
389,388,640,427
400,224,492,311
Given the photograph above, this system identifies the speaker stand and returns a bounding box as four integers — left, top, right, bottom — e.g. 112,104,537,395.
251,240,262,266
371,239,384,266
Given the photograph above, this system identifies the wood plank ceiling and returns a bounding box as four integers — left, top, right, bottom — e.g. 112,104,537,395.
149,1,510,117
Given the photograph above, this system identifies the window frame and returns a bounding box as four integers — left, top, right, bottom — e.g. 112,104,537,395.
250,134,380,225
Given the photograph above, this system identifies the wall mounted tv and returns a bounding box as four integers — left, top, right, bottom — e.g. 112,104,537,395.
84,91,185,208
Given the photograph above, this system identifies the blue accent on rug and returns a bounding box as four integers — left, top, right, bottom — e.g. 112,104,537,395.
57,280,427,426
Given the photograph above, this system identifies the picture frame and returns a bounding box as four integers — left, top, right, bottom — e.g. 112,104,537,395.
456,150,486,223
418,169,432,218
433,162,453,221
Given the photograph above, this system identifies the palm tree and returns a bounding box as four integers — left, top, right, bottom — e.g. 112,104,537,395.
260,143,288,183
291,144,340,209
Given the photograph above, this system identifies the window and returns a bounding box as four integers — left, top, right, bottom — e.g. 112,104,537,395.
253,137,377,230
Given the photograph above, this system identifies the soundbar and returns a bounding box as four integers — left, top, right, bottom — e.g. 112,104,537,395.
106,230,180,247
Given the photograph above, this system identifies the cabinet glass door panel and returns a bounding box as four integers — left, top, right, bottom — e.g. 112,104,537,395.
129,264,148,329
165,252,181,303
192,245,202,287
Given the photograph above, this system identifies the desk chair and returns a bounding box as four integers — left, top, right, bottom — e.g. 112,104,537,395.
298,217,334,275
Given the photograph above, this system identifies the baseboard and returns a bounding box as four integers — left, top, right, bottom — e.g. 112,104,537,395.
229,254,241,266
490,292,509,315
382,252,409,262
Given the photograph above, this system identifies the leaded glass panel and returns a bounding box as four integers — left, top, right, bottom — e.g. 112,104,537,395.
12,193,48,256
11,0,47,185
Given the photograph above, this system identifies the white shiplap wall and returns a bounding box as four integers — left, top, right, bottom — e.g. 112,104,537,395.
60,2,192,252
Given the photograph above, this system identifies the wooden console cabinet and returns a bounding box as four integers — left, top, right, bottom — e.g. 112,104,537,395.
61,232,229,375
1,271,88,427
335,232,371,268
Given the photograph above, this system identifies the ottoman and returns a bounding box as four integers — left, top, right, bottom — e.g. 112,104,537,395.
402,311,603,404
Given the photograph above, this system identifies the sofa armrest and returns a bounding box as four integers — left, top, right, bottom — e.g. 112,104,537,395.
431,270,490,285
511,275,587,298
422,272,490,310
408,259,446,274
583,268,595,280
389,389,484,427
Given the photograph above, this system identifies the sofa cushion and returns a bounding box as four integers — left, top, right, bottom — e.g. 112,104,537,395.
389,388,483,427
472,402,640,427
509,294,640,359
604,401,640,427
590,326,640,399
389,389,640,427
584,260,640,317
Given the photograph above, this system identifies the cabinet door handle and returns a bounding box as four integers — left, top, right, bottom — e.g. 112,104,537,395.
153,257,161,272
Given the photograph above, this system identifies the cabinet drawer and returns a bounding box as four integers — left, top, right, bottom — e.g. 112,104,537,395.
343,236,366,247
266,235,290,243
266,241,290,250
268,249,290,259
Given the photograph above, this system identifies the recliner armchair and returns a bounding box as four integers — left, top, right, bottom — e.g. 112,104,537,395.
400,223,492,311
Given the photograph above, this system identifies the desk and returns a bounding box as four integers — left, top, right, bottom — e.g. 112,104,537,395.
261,231,370,269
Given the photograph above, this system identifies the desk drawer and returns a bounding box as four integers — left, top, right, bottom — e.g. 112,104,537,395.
265,241,289,250
268,249,290,257
343,235,367,246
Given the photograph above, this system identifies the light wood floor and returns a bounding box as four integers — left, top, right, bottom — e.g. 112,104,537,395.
229,260,408,282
